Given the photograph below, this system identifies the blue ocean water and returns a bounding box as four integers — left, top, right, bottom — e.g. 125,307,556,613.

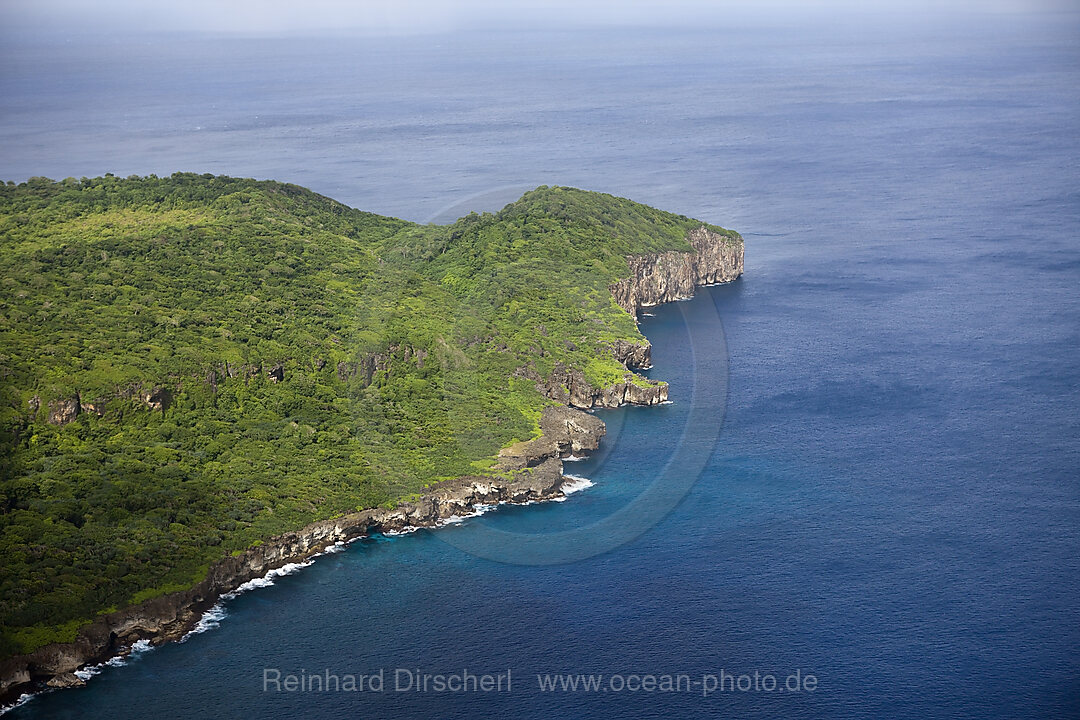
2,13,1079,719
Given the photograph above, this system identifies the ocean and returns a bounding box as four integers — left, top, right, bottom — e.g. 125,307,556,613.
2,12,1079,719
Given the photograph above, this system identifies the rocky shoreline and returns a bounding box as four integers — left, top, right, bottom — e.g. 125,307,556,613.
0,224,742,707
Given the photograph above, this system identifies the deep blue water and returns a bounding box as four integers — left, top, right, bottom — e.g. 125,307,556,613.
3,13,1079,720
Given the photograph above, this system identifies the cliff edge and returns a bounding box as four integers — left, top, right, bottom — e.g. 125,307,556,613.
610,225,743,316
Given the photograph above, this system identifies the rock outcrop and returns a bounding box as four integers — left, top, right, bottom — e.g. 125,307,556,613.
45,673,84,689
47,397,80,425
266,363,284,383
610,225,743,317
496,406,606,471
539,362,668,409
609,339,652,369
142,387,172,413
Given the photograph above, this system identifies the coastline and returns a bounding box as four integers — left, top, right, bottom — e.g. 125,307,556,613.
0,225,742,709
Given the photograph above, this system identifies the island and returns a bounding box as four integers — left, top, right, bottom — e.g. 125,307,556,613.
0,174,742,700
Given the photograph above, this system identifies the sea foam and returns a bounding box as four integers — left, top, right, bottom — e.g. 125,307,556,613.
561,476,595,494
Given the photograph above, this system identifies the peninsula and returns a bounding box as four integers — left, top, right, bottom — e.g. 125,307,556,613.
0,175,742,700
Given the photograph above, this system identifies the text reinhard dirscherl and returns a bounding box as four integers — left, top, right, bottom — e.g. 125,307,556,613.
262,668,818,697
263,668,511,694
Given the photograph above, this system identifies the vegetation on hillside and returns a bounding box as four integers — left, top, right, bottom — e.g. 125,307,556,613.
0,173,739,656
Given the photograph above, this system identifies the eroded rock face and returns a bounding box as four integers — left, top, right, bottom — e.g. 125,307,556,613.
3,667,29,691
142,386,172,412
539,362,668,410
540,405,606,456
609,339,652,369
45,672,84,689
47,397,80,425
610,225,743,317
624,380,667,406
496,406,607,471
687,225,744,285
80,401,104,418
527,225,738,410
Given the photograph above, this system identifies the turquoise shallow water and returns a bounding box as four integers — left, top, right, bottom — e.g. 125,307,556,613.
2,13,1079,719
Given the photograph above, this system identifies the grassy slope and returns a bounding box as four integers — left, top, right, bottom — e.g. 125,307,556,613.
0,174,739,656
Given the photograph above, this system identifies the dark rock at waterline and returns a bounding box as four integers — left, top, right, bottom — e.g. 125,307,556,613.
45,672,85,689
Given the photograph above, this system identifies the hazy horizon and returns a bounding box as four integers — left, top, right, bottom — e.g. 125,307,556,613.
3,0,1078,39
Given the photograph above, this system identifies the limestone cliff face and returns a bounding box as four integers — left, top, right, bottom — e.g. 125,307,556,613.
609,339,653,369
496,405,606,470
46,397,80,425
524,224,741,410
541,362,668,409
610,225,743,317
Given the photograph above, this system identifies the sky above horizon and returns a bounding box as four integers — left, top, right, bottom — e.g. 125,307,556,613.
3,0,1077,37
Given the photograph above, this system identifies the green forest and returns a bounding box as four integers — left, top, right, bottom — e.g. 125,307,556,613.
0,174,740,657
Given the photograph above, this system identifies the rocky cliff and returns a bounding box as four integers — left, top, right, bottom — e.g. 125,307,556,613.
526,223,742,411
610,225,743,317
0,223,743,704
540,362,669,408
